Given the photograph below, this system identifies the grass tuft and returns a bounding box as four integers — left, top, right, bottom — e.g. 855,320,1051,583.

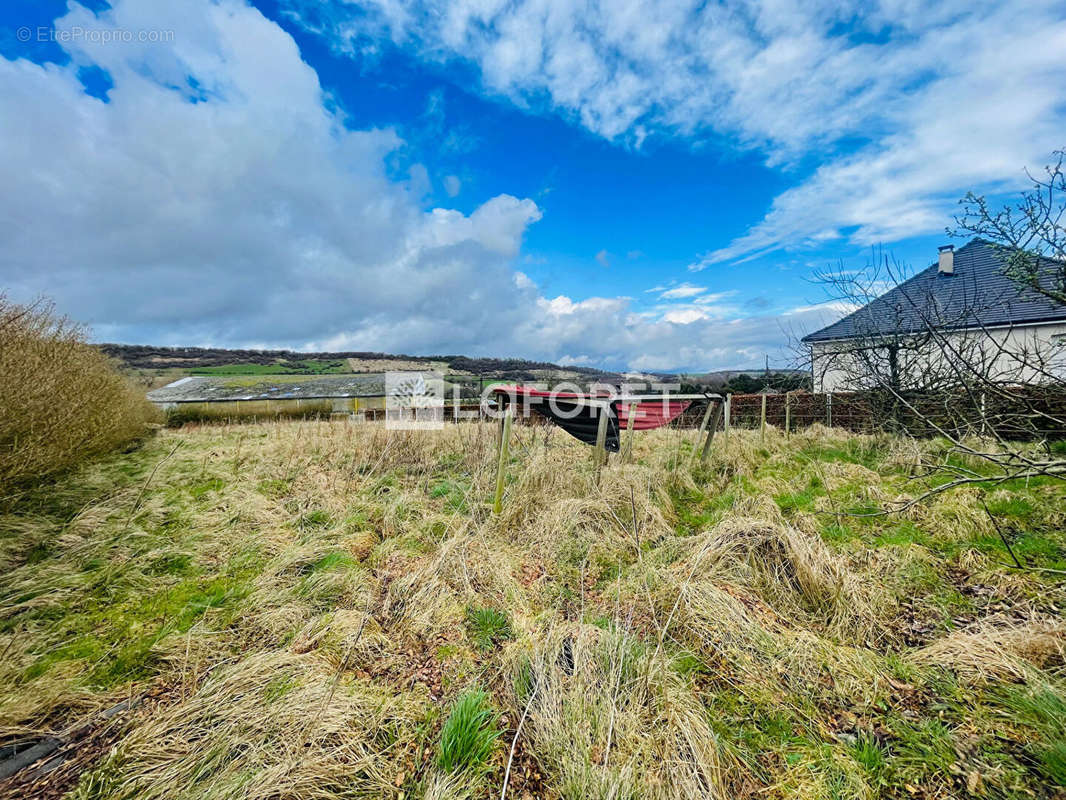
466,605,513,651
436,687,501,774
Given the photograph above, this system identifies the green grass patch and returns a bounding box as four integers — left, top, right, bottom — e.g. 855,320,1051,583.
850,733,887,787
189,478,225,499
436,688,501,774
310,551,356,572
997,684,1066,787
465,606,513,651
430,478,472,513
774,475,823,514
297,509,333,529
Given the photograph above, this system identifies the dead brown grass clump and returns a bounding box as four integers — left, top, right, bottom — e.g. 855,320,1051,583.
911,616,1066,682
76,651,425,800
667,509,886,645
509,623,744,800
0,296,158,490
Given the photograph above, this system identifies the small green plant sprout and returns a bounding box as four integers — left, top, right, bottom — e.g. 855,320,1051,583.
851,732,887,786
465,605,513,651
436,688,502,774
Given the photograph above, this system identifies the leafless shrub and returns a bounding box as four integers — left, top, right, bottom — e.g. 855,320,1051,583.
798,154,1066,506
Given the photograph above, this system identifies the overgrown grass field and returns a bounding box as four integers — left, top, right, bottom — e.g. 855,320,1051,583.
1,421,1063,799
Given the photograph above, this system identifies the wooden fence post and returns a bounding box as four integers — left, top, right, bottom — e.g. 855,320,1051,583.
723,394,731,439
760,393,767,441
593,401,610,480
826,392,833,428
785,392,791,439
690,401,715,464
699,401,724,464
492,403,513,515
623,402,637,462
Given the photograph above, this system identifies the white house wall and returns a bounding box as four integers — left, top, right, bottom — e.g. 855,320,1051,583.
810,322,1066,392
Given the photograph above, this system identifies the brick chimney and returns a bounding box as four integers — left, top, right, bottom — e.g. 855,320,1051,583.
938,244,954,275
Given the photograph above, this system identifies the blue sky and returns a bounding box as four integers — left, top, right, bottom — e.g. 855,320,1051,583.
2,0,1065,371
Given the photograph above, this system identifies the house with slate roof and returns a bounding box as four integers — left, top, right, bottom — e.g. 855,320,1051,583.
802,239,1066,392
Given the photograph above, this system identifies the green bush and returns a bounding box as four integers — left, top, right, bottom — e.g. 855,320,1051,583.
0,295,159,490
436,688,501,774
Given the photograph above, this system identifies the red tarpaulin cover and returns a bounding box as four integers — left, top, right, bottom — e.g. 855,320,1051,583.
492,386,692,431
615,399,692,430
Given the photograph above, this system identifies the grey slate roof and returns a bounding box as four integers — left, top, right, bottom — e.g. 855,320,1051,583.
802,239,1066,343
148,374,387,403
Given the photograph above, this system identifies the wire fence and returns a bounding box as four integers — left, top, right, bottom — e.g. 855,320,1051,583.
169,391,1066,441
720,389,1066,441
444,392,1066,441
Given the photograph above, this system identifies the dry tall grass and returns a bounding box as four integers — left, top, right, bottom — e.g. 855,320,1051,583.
0,295,158,491
1,418,1063,799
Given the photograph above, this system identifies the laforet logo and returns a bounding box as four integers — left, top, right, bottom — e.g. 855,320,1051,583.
385,371,444,430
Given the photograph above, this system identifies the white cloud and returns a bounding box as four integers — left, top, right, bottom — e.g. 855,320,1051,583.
513,291,826,369
0,0,539,353
443,174,461,197
422,195,542,255
513,270,536,290
662,308,708,324
0,0,846,372
694,291,738,305
538,295,627,316
292,0,1066,263
659,283,706,299
595,249,610,268
786,300,861,316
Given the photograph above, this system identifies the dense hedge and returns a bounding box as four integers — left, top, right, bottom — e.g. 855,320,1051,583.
0,297,159,490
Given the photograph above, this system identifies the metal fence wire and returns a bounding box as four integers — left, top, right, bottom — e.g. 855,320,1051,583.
718,389,1066,440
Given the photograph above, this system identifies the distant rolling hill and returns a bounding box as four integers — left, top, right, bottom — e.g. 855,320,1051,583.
101,343,807,392
100,343,629,387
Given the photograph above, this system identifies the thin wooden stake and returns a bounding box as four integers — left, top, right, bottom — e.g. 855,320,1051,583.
699,401,724,464
723,394,731,439
690,401,715,465
492,404,513,515
622,402,637,462
827,391,833,427
760,393,767,441
593,401,610,481
785,392,791,439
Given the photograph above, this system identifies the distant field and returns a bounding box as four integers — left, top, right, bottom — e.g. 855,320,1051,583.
189,359,349,376
347,357,452,374
1,422,1063,799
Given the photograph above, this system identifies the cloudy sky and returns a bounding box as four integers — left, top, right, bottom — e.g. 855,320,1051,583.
2,0,1065,371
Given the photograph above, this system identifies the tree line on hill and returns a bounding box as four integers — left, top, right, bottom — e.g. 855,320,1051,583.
679,371,812,394
99,344,619,380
